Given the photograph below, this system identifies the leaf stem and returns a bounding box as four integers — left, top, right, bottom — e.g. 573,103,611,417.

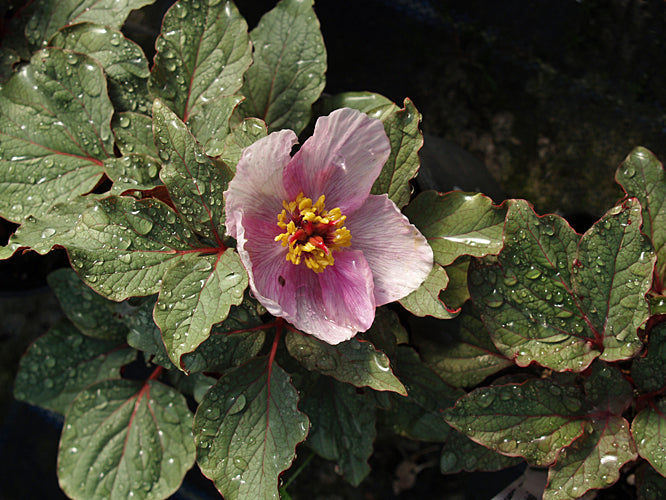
148,365,164,381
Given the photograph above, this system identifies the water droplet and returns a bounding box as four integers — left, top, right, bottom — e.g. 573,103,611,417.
119,115,131,128
41,227,56,238
227,394,246,415
525,266,542,280
623,166,636,178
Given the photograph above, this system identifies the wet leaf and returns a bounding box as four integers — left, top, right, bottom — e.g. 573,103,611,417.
49,23,151,113
123,297,174,369
405,191,506,267
318,91,398,121
112,112,157,157
0,48,112,222
105,154,163,196
440,257,471,309
444,378,587,466
19,0,155,51
238,0,326,134
285,331,406,395
194,357,309,500
13,321,135,415
47,268,128,341
583,361,633,414
154,251,248,370
67,196,202,301
382,347,463,442
370,99,423,209
58,379,195,500
302,376,376,486
153,99,233,242
187,94,244,157
544,416,637,500
399,264,458,319
637,465,666,500
469,198,653,372
359,306,406,359
419,305,512,388
632,399,666,477
616,147,666,287
440,429,523,474
632,321,666,394
149,0,251,122
219,118,267,172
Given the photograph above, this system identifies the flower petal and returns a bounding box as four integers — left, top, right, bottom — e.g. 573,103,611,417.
224,129,297,238
284,108,390,214
346,194,433,305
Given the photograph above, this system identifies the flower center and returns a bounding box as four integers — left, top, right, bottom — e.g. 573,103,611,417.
275,192,351,273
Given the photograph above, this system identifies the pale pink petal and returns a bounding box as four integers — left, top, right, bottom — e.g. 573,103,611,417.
346,194,433,305
224,129,297,238
283,108,390,214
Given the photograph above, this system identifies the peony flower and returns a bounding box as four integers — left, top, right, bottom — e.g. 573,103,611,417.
224,108,433,344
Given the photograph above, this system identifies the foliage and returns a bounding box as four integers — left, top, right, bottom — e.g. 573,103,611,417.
3,0,666,498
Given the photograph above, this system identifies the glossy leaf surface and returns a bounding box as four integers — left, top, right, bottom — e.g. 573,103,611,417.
285,331,406,395
112,112,158,157
194,357,309,500
239,0,326,134
632,321,666,394
633,400,666,477
440,430,523,474
13,322,135,414
399,264,457,319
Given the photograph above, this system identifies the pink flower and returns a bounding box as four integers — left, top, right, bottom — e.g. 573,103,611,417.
224,108,433,344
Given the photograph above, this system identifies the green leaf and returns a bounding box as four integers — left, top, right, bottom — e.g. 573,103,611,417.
58,378,196,500
123,297,174,369
382,346,463,442
238,0,326,134
20,0,156,51
405,191,506,267
13,321,136,415
301,376,375,486
440,430,523,474
583,361,633,414
219,118,267,172
616,147,666,286
318,91,399,121
399,264,458,319
444,378,587,466
149,0,251,122
155,251,248,370
0,48,112,222
469,198,653,372
47,268,128,341
112,112,158,157
0,49,20,82
153,99,233,242
359,306,407,359
49,23,151,113
637,465,666,500
370,99,423,208
105,154,163,196
194,357,309,500
632,321,666,394
544,416,637,500
67,196,202,301
187,94,244,157
285,331,407,395
418,305,512,388
440,257,471,309
633,400,666,477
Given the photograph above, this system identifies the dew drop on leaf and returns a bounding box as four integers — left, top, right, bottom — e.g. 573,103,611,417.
227,394,246,415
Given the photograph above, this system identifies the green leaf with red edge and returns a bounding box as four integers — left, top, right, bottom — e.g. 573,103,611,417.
616,147,666,288
440,257,471,309
444,378,587,466
637,464,666,500
238,0,326,134
370,99,423,209
0,48,112,222
187,95,244,157
285,331,407,395
105,154,163,196
58,378,195,500
405,191,507,267
301,376,376,486
112,112,158,157
154,250,248,370
632,321,666,394
47,268,128,341
381,346,463,442
67,196,203,301
194,357,309,500
13,321,135,415
544,416,637,500
18,0,156,52
633,400,666,477
153,99,233,242
318,91,399,122
440,429,523,474
149,0,251,122
220,118,268,172
469,198,653,372
49,23,151,113
399,264,458,319
418,305,512,388
583,361,633,414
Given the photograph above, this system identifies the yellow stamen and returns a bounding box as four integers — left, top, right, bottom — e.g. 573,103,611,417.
275,192,351,273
